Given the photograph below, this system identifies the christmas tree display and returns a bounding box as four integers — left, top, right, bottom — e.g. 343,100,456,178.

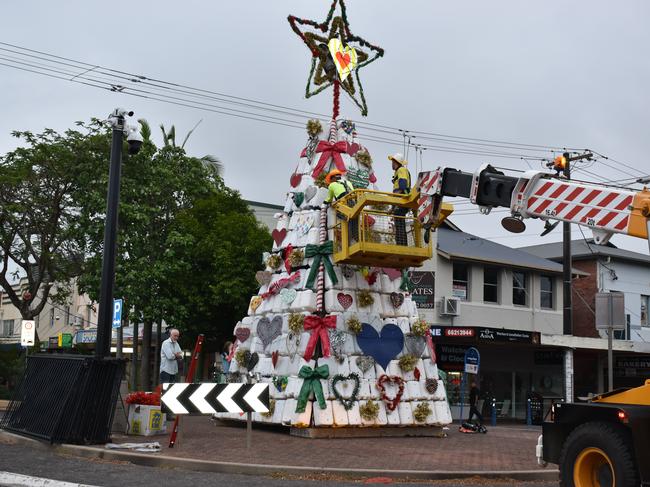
219,0,452,430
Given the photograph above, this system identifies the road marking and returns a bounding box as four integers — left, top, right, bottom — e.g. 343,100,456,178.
0,471,98,487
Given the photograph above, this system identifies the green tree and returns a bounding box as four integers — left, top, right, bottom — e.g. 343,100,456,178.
162,186,271,349
0,125,111,319
77,120,220,389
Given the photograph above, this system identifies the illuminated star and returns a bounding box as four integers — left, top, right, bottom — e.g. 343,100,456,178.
288,0,384,116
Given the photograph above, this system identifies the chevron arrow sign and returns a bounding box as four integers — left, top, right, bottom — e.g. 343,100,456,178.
161,383,270,414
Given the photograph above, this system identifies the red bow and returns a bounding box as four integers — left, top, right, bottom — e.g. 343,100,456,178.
303,315,337,362
311,140,349,179
261,271,301,300
425,329,437,364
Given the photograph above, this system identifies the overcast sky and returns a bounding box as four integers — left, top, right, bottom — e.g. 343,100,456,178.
2,0,649,255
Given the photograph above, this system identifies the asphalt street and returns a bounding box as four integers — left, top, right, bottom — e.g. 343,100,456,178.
0,443,559,487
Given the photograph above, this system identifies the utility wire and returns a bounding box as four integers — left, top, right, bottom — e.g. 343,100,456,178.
0,41,620,161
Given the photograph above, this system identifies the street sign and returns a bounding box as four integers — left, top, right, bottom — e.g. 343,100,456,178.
464,347,480,374
595,292,625,330
112,298,123,329
21,320,35,347
161,383,270,415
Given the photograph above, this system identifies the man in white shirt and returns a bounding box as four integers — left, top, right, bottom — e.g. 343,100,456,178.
160,328,182,383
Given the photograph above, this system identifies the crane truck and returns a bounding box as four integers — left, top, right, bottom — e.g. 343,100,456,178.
414,162,650,487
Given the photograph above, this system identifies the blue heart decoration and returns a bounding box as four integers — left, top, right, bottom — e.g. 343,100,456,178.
356,323,404,370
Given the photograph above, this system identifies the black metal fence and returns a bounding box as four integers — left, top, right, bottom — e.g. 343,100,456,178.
0,354,124,444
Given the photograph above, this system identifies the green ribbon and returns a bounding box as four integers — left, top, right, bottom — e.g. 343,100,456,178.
400,269,415,292
295,364,330,413
305,241,338,289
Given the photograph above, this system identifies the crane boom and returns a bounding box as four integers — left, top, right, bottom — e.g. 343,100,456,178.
417,165,650,248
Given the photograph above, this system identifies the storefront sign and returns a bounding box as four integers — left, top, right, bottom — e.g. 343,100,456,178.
534,350,564,365
452,284,467,300
408,271,435,309
435,344,470,371
464,347,480,374
431,327,475,338
615,356,650,371
477,327,537,343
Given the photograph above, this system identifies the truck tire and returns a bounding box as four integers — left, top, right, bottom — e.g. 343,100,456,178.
558,421,639,487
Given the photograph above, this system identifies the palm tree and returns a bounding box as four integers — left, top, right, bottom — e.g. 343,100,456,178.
137,119,223,176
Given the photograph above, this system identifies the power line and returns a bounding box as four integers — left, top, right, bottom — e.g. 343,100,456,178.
0,41,630,163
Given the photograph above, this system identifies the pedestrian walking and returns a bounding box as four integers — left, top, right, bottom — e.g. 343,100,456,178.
221,341,233,375
160,328,182,384
468,380,484,425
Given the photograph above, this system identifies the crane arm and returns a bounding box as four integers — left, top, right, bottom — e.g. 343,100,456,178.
417,165,650,248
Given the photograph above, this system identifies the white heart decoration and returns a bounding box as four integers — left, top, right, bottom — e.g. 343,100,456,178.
280,288,297,305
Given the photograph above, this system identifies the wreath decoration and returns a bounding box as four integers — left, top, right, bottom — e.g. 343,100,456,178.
413,402,432,423
289,248,305,267
262,398,276,418
354,149,372,168
266,254,283,270
398,354,418,372
357,289,374,308
314,172,328,188
359,399,380,421
234,349,248,367
411,318,429,337
376,374,405,412
330,372,360,410
288,313,305,334
306,119,322,137
273,376,289,392
346,315,362,335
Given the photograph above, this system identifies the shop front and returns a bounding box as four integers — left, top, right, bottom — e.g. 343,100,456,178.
432,325,564,421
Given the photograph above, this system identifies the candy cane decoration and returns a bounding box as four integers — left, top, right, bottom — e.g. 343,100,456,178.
316,205,327,313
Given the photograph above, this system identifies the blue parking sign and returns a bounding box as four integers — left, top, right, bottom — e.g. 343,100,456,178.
112,299,123,329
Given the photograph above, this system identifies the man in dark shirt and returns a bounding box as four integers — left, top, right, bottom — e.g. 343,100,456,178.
468,381,483,425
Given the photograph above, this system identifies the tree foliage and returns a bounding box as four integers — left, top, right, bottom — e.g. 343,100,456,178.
0,125,110,319
162,187,271,349
1,119,269,365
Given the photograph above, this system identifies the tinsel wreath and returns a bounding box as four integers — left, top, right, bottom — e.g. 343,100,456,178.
359,399,380,421
330,373,361,410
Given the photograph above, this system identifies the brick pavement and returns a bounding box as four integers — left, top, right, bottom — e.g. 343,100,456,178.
117,417,544,472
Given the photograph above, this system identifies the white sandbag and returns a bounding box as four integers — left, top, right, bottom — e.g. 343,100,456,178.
407,381,423,400
313,400,334,426
332,400,350,426
271,399,286,424
397,401,414,425
292,400,313,428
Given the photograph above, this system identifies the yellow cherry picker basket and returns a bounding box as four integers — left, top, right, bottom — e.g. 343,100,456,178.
330,189,452,268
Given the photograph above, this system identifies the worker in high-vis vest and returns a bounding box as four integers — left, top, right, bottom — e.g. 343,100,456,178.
325,169,358,242
324,169,354,203
389,153,411,245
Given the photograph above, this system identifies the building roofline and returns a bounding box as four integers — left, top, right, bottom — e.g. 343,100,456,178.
245,200,284,211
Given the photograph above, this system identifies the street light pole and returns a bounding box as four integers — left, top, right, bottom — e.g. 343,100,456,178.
95,112,126,359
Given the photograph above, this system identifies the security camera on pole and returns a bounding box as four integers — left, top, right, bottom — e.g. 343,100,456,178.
95,109,142,359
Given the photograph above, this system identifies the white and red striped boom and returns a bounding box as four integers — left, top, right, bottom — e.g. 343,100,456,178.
417,166,650,247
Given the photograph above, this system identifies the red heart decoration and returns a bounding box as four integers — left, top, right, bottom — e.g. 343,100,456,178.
414,367,421,381
347,142,360,155
376,374,405,412
271,350,279,368
382,268,402,281
235,328,250,343
337,292,353,310
272,228,287,246
290,173,302,188
336,51,351,69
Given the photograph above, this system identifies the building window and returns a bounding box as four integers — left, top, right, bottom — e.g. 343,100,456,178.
483,266,499,303
642,295,649,327
452,262,469,301
1,320,14,337
540,275,554,309
513,270,528,306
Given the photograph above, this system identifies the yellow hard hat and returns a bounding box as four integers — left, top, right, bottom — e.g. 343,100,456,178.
388,152,408,166
325,169,345,185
